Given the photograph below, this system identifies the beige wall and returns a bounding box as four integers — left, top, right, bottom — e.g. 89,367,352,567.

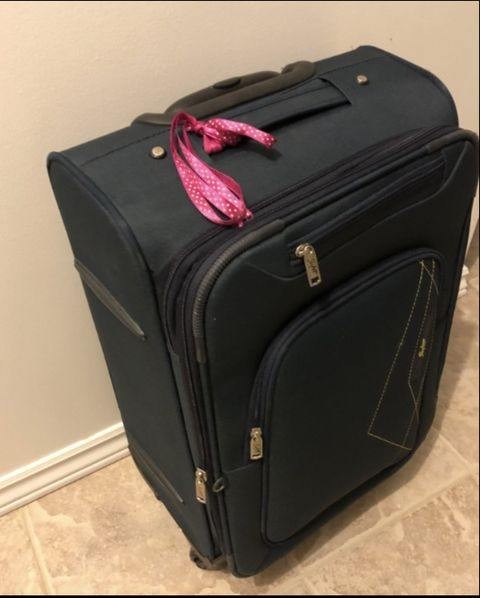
0,1,478,477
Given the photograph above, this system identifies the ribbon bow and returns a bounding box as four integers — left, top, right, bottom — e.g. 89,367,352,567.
170,111,276,227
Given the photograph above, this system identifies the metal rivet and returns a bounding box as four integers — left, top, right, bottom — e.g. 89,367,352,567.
150,145,166,159
356,74,369,86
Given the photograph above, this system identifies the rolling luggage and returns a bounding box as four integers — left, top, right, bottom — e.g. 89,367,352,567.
47,45,479,576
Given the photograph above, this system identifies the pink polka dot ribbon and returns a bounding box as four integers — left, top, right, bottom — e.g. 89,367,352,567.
169,111,276,227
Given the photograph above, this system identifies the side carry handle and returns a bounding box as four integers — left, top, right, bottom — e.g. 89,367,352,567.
133,61,315,125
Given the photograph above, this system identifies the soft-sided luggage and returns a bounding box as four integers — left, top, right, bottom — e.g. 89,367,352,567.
48,45,479,576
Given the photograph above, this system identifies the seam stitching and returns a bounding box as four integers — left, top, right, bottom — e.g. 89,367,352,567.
367,260,424,438
406,260,436,421
367,432,412,452
421,260,440,295
401,269,439,447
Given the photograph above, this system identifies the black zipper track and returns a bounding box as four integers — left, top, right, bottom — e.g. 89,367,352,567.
162,125,452,350
288,154,444,262
178,223,284,558
188,127,453,346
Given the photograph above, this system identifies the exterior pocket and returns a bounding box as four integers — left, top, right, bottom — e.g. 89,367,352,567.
247,249,442,544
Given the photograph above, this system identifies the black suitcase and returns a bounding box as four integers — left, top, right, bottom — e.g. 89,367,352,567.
48,46,479,576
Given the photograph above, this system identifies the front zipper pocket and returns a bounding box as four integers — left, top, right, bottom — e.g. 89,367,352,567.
247,248,442,544
288,154,444,285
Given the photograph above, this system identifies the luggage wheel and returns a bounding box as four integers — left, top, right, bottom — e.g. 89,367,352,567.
189,546,226,571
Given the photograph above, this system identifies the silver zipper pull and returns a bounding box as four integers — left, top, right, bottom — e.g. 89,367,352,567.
295,243,321,287
195,468,208,503
250,427,263,461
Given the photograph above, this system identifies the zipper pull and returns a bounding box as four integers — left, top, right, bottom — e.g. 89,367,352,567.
295,243,321,287
195,468,208,504
250,427,263,461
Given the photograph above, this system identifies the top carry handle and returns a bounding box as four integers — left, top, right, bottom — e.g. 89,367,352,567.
133,61,315,125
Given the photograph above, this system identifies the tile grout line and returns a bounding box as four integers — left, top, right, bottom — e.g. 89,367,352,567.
285,553,320,595
435,429,479,476
21,504,56,595
302,573,323,595
298,470,471,581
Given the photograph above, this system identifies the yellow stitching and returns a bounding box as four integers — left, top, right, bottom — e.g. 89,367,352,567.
407,260,436,421
367,261,424,437
420,261,439,295
401,297,438,448
366,431,411,452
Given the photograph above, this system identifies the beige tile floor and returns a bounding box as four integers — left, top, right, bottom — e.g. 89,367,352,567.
2,263,478,595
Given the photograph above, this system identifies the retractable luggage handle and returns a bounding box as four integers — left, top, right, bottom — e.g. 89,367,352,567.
133,61,315,125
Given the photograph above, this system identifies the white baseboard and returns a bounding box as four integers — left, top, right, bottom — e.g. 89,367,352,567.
0,423,128,517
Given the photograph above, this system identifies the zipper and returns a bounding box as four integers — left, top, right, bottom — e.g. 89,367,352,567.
245,248,443,465
162,125,452,350
189,130,450,347
249,427,264,460
179,223,282,547
294,243,321,287
177,265,211,473
195,468,208,503
291,155,444,286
